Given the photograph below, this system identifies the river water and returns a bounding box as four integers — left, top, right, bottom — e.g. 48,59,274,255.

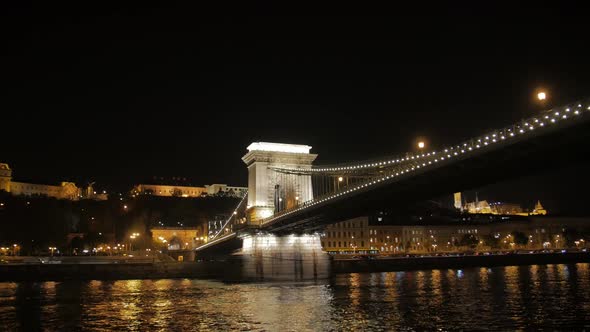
1,263,589,331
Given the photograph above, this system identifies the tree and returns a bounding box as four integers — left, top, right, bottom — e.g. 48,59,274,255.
562,228,580,247
483,234,500,249
460,234,479,248
511,231,528,247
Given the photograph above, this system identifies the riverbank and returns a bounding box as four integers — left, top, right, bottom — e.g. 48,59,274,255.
332,252,590,273
1,252,589,281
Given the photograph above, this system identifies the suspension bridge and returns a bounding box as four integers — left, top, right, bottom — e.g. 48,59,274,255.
196,98,590,270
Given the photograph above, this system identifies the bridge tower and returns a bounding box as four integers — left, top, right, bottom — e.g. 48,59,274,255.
242,142,317,224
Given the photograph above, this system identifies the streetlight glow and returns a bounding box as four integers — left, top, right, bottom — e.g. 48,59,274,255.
537,91,546,101
418,141,425,149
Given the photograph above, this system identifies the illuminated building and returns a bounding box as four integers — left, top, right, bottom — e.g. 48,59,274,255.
321,215,586,254
132,183,246,198
322,217,370,252
531,200,547,215
454,192,463,210
458,192,547,216
151,226,208,250
464,200,492,214
0,163,82,200
489,202,523,215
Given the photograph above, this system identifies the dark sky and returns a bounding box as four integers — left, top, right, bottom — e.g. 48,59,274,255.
2,2,590,213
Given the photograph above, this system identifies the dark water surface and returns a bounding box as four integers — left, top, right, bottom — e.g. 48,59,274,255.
1,264,589,331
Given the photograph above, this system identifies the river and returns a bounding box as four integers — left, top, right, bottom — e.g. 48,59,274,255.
1,263,589,331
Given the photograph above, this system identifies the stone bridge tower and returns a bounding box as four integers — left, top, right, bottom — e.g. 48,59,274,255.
242,142,317,224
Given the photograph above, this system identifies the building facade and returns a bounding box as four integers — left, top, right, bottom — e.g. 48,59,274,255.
133,183,247,198
321,215,589,254
151,226,208,250
0,163,83,200
456,192,548,216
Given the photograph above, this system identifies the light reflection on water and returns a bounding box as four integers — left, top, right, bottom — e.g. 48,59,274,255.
0,264,589,331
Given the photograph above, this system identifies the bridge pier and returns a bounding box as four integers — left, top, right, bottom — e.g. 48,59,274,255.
238,233,330,281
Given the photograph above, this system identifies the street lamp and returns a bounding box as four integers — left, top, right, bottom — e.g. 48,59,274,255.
49,247,56,256
537,91,547,101
129,233,140,252
417,141,425,150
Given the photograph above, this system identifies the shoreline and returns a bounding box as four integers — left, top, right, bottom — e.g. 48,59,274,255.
0,252,589,282
332,252,590,273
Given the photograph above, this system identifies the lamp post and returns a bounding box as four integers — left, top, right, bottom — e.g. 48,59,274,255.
49,247,56,256
129,233,140,252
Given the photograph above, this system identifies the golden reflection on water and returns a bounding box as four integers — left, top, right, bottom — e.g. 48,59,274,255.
118,280,144,330
2,264,590,331
349,273,361,307
415,270,426,297
150,279,174,330
431,269,442,298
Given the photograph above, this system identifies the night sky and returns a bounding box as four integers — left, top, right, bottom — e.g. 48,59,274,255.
2,2,590,214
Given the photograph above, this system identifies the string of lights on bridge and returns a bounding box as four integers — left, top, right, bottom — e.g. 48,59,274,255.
208,192,248,242
260,101,590,226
